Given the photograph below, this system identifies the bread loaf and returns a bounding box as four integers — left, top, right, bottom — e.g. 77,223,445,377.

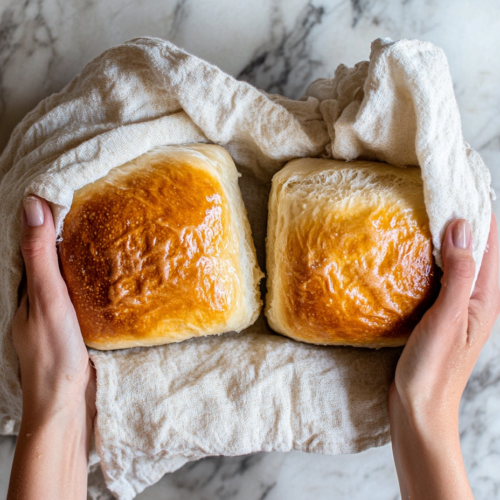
265,158,440,348
60,144,263,350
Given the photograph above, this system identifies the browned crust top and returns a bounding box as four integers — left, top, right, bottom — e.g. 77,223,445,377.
59,158,239,347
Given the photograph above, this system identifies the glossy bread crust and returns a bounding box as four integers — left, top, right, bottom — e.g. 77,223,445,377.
60,144,262,350
265,159,440,348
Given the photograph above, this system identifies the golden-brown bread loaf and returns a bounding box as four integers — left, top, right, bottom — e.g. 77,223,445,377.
59,144,263,350
265,158,440,348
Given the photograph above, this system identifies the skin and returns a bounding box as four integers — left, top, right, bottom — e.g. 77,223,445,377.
7,196,500,499
8,197,96,500
390,215,500,499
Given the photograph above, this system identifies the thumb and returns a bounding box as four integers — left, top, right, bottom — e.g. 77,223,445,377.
433,219,475,324
20,196,65,312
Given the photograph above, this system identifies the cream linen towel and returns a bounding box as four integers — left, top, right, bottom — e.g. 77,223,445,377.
0,37,492,499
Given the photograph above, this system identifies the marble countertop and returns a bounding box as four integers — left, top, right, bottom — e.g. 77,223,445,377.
1,0,500,499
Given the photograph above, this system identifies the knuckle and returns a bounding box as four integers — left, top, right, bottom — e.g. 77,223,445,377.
20,236,50,260
449,254,475,280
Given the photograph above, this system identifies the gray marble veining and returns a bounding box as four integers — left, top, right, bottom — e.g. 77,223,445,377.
238,2,325,98
0,0,499,499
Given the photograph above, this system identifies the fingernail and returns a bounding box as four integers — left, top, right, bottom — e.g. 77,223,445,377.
452,219,471,249
23,196,44,227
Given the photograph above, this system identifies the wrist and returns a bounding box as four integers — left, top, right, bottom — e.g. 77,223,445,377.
20,363,96,426
12,384,94,500
20,386,95,459
21,389,88,429
388,384,472,500
389,383,460,445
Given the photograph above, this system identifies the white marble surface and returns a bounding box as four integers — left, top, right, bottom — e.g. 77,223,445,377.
1,0,500,499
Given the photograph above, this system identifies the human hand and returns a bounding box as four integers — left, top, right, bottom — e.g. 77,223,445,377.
12,195,96,418
8,196,95,500
389,214,500,499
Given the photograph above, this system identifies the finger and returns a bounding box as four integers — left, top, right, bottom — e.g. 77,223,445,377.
20,196,66,312
471,212,500,306
431,219,475,325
